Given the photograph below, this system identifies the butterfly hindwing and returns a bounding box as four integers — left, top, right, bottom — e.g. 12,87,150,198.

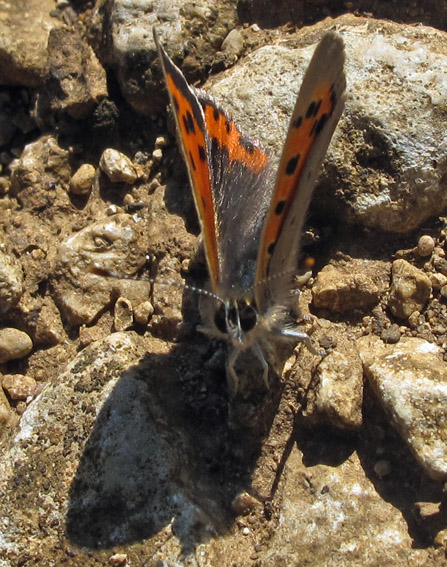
255,32,346,309
153,30,221,292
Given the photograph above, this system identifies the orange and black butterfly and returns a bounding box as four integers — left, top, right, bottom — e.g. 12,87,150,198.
154,29,346,390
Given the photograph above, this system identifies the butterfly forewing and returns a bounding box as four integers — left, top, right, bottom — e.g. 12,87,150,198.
153,30,221,293
197,94,272,294
255,32,346,310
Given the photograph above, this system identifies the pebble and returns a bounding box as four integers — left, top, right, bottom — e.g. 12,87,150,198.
428,272,447,289
109,553,127,566
416,234,435,257
99,148,137,184
2,373,37,401
69,163,96,195
380,324,401,344
231,491,260,516
388,259,432,319
133,300,154,325
222,29,244,57
0,176,10,194
114,297,133,331
152,148,163,162
0,328,33,363
154,136,169,148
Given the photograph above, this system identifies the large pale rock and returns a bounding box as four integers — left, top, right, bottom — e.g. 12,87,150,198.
206,16,447,233
0,328,33,363
357,335,447,480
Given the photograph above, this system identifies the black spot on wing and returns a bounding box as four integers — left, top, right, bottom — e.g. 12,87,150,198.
198,144,207,162
315,113,328,136
189,151,196,171
213,107,219,121
267,241,276,255
173,95,179,112
293,116,303,129
225,119,231,134
275,200,286,215
238,135,255,155
183,110,195,134
285,154,300,175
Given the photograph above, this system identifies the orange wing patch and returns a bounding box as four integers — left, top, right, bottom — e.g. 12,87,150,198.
260,80,336,261
154,31,221,292
202,102,268,174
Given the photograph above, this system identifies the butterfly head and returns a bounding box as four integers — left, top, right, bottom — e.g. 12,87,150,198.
213,298,258,346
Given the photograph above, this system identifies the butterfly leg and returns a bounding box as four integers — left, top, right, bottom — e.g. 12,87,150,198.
227,348,240,394
253,342,269,389
279,329,329,357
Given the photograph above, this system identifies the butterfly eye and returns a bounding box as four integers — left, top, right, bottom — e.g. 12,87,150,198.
214,304,228,334
238,303,257,333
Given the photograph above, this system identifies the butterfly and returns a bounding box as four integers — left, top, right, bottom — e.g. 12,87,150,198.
153,29,346,392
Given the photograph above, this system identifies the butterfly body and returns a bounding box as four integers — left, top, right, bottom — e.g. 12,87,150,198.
154,30,346,391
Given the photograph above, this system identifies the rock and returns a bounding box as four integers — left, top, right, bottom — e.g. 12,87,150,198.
312,258,389,313
428,272,447,290
114,297,133,331
0,247,23,314
0,386,11,425
388,259,432,319
40,26,108,119
0,0,62,86
0,328,33,363
206,16,447,233
90,0,237,114
31,300,65,346
2,374,37,401
380,324,401,344
53,214,150,325
231,491,260,516
10,135,72,209
69,164,96,196
304,349,363,430
99,149,138,184
416,235,435,258
133,300,154,325
221,29,244,57
357,335,447,480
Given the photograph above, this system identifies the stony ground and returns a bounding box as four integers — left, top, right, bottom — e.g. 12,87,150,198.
0,1,447,566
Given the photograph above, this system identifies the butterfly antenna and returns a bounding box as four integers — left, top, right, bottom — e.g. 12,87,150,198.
88,265,226,305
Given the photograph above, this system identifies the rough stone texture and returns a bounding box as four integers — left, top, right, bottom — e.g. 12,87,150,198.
206,17,447,233
0,246,23,314
99,148,138,184
1,373,37,401
357,335,447,480
10,135,72,209
304,349,363,430
0,0,62,86
312,257,390,313
41,26,108,119
91,0,238,114
388,259,432,320
53,214,150,325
